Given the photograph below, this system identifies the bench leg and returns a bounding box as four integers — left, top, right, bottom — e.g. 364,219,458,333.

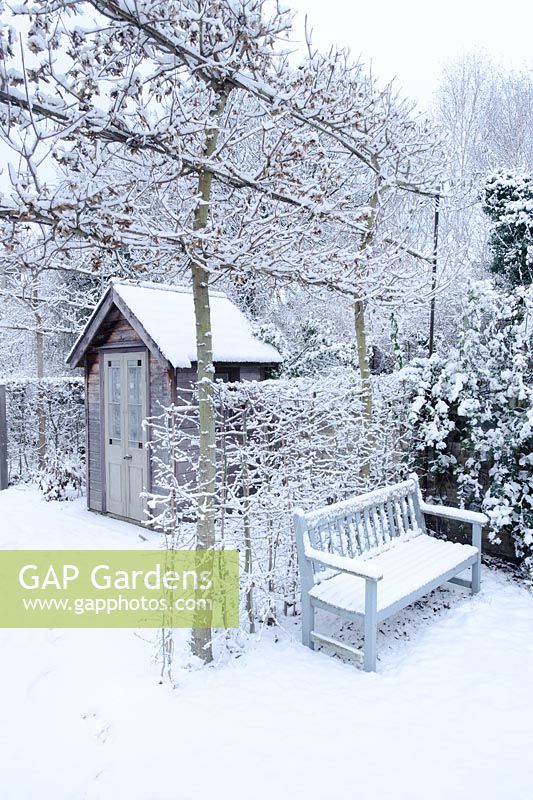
471,523,482,595
364,580,378,672
301,594,315,650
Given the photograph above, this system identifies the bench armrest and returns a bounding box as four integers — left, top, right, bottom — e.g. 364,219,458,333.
304,546,383,582
420,501,488,527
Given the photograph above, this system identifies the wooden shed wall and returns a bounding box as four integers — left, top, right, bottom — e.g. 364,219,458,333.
86,350,103,512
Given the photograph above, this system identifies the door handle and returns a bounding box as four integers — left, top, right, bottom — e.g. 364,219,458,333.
123,455,132,460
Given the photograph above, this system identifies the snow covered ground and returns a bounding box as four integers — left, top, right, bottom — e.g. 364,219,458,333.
1,485,533,800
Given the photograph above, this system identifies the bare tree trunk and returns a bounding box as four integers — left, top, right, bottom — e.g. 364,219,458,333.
354,299,372,420
354,180,381,480
241,403,255,633
190,86,230,664
354,298,373,479
34,302,46,470
218,400,228,545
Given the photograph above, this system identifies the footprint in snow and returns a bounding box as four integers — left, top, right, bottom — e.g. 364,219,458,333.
82,712,111,744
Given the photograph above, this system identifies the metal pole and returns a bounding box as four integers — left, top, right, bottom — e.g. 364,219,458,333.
0,384,8,490
428,190,440,357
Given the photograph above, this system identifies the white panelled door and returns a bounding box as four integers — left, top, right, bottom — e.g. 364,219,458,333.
104,352,148,521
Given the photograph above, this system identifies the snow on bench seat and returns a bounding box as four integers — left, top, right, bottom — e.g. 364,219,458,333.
309,534,478,617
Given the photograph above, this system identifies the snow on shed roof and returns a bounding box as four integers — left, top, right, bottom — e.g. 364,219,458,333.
67,281,282,369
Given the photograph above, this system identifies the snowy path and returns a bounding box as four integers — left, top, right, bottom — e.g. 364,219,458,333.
1,487,532,800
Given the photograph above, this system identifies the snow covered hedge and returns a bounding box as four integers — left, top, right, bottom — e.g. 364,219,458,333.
403,281,533,573
145,372,408,627
4,378,85,498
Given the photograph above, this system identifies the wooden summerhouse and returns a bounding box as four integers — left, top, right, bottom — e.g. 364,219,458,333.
67,281,282,523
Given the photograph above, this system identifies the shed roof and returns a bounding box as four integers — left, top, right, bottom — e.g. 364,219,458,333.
67,281,282,369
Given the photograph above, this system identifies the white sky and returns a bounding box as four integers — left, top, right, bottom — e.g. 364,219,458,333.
287,0,533,108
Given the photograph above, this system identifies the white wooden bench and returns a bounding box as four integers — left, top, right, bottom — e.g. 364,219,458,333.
293,474,488,672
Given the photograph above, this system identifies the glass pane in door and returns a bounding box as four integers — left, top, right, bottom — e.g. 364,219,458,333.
108,363,121,444
127,359,143,448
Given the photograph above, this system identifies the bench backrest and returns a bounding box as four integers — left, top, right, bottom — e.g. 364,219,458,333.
294,475,426,584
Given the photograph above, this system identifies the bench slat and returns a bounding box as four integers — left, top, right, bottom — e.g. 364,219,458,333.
370,505,382,547
378,504,390,544
406,493,417,532
345,517,355,557
394,500,405,537
312,523,324,551
363,508,375,550
353,511,365,552
400,496,410,532
332,519,344,556
386,499,397,539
